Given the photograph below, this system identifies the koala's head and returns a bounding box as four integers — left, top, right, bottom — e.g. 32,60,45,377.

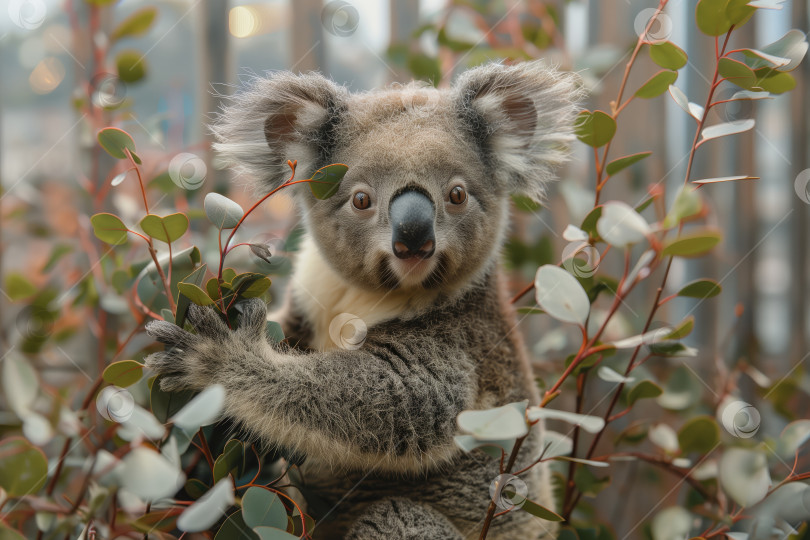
213,61,582,293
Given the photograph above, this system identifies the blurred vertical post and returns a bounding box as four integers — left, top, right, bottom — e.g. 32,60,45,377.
790,0,808,358
291,0,326,72
390,0,420,83
201,0,231,188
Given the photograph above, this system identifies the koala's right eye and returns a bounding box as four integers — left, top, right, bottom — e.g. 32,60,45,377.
352,191,371,210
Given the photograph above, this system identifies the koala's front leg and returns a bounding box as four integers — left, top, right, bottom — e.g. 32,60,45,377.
146,300,477,473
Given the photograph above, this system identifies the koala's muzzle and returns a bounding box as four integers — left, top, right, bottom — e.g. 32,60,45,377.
389,190,435,259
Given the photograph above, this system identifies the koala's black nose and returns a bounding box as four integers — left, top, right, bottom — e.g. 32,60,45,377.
389,190,435,259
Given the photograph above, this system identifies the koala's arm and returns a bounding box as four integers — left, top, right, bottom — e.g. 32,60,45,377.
145,300,477,473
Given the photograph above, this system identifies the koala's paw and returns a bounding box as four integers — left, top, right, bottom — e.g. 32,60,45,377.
145,299,269,392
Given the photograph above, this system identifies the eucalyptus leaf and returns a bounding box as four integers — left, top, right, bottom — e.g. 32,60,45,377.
169,384,226,431
139,213,189,244
204,193,244,230
534,265,590,327
692,175,758,185
527,407,605,433
111,7,157,42
668,86,703,120
242,486,288,529
662,230,722,257
177,478,235,532
677,279,722,298
457,402,528,440
97,127,140,163
635,70,678,99
2,353,38,416
627,380,663,406
649,41,687,70
309,163,349,200
574,110,616,147
720,448,771,507
597,366,634,384
0,438,48,496
663,185,702,229
678,416,719,454
701,119,755,141
651,506,692,540
90,213,129,245
596,201,650,248
116,447,185,501
605,152,652,177
649,424,679,452
102,360,143,387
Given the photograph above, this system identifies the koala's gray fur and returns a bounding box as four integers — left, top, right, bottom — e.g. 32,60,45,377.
147,60,582,539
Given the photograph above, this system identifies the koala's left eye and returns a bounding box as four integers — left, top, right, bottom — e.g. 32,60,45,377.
353,191,371,210
449,186,467,205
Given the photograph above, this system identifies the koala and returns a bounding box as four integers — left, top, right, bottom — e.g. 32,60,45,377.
146,60,582,539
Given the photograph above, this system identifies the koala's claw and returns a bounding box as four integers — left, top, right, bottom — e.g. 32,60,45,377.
145,300,270,393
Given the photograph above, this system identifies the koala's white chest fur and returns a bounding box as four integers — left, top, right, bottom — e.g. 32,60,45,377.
287,236,438,351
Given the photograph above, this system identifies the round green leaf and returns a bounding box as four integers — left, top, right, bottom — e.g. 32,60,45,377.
605,152,652,177
204,193,243,229
242,487,288,529
139,213,189,244
718,57,757,88
216,510,259,540
752,68,796,94
111,7,158,42
116,50,147,84
178,282,215,306
213,439,244,483
635,70,678,99
0,524,27,540
102,360,144,388
574,110,616,148
185,478,209,500
97,127,139,161
720,448,771,507
4,273,36,301
696,0,732,36
677,279,722,298
534,265,590,326
665,316,695,340
627,380,663,406
91,213,129,245
177,478,235,532
725,0,756,26
701,119,755,141
662,230,722,257
677,415,719,454
0,438,48,496
649,41,688,70
309,163,349,200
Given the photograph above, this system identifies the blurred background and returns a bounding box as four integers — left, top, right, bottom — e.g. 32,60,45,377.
1,0,808,535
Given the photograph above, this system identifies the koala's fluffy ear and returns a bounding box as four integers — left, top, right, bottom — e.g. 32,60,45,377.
211,72,347,194
454,61,583,202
